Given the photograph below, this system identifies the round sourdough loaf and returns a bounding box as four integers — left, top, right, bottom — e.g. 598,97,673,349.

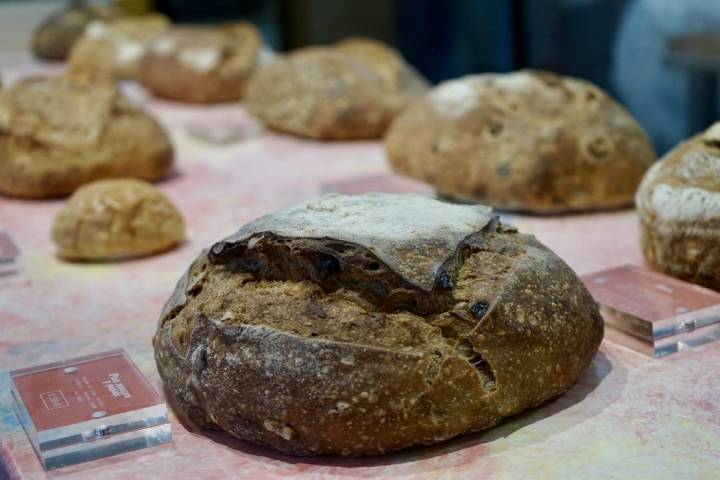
385,70,655,213
153,193,603,456
52,179,184,261
637,122,720,289
244,39,428,139
139,23,264,103
0,76,173,198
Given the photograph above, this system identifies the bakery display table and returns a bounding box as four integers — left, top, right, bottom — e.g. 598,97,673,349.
1,58,719,480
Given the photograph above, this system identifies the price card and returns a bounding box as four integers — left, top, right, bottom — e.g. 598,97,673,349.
10,350,171,470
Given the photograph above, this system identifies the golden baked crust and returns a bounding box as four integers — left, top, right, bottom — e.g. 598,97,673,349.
244,40,428,140
68,15,170,80
636,122,720,289
385,70,656,212
0,76,173,198
153,193,602,456
139,23,263,103
32,4,121,60
52,179,184,261
335,38,428,96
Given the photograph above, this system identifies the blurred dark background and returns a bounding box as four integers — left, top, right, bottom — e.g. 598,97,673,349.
3,0,720,154
154,0,623,89
148,0,720,155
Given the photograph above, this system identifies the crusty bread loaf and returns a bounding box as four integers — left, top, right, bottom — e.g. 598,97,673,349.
52,179,184,261
244,39,428,139
32,3,121,60
385,70,656,213
139,23,263,103
335,38,428,97
637,122,720,289
68,15,170,81
0,76,173,198
153,193,603,456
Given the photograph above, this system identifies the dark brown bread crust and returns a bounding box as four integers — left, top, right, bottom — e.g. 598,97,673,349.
385,70,655,213
153,195,602,456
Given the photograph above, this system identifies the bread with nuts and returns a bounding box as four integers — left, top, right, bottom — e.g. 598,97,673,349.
385,70,655,212
153,193,603,456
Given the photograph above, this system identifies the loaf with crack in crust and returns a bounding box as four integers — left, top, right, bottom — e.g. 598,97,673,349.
153,193,603,456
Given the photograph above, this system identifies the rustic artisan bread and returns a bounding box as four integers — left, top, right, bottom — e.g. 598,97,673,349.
0,76,173,198
244,39,428,139
139,23,264,103
32,3,121,60
52,179,184,261
637,122,720,289
385,70,656,213
68,15,170,80
335,38,428,97
154,193,602,456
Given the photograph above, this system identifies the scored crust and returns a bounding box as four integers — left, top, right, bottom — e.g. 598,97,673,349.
153,193,603,456
244,40,428,140
52,178,184,261
636,122,720,289
0,76,173,198
385,70,655,213
139,23,262,103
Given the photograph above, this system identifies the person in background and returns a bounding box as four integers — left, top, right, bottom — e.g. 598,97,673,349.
614,0,720,154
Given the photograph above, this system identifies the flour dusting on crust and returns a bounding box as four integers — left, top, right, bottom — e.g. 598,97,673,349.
650,184,720,223
213,193,494,291
178,47,221,73
702,122,720,143
490,71,537,91
431,79,480,118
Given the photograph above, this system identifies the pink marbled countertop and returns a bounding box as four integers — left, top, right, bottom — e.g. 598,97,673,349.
1,58,719,480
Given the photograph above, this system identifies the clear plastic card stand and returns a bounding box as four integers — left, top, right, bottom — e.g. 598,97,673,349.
0,230,20,280
10,349,171,470
583,265,720,357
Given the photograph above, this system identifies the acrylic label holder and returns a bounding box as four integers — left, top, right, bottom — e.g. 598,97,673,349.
582,264,720,357
0,230,20,280
10,349,171,470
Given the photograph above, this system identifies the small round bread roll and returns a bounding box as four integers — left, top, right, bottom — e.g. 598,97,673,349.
52,179,184,261
637,122,720,289
154,193,602,456
385,70,656,213
139,23,263,103
68,15,170,80
244,39,428,139
0,76,173,198
32,3,121,60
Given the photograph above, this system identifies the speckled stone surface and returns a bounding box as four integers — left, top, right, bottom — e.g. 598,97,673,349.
1,56,719,480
